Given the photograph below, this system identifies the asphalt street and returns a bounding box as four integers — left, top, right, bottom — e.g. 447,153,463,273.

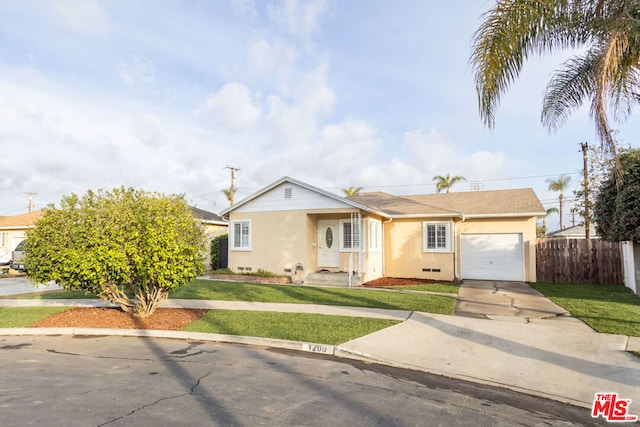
0,335,599,427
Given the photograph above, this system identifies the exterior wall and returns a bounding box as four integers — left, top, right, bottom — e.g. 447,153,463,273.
0,228,30,255
228,211,311,275
383,219,455,281
227,209,383,280
456,217,538,282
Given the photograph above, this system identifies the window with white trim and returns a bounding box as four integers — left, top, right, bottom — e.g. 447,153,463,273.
0,232,7,247
368,219,381,252
423,221,450,252
339,219,363,251
231,220,251,250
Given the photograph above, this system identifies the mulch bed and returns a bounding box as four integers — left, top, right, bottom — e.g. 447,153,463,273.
30,307,209,330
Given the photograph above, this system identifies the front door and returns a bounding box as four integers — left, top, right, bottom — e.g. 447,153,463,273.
318,220,339,267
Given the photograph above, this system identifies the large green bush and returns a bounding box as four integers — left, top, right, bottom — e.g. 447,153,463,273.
25,187,205,317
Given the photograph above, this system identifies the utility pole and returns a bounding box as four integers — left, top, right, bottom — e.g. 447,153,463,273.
225,166,240,206
581,142,590,239
24,192,37,213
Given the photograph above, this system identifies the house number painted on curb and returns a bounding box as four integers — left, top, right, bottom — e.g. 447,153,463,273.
302,343,332,354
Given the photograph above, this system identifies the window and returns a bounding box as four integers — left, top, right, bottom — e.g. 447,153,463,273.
368,219,381,252
231,220,251,250
0,232,7,247
423,221,450,252
340,219,362,251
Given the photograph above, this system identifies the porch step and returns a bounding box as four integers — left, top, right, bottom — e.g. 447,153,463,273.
304,272,362,287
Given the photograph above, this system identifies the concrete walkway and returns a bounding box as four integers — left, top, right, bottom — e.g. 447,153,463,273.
1,278,639,410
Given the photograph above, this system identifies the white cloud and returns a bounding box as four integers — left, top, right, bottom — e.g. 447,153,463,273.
49,0,109,38
119,57,156,90
268,0,328,37
195,83,262,133
247,38,297,82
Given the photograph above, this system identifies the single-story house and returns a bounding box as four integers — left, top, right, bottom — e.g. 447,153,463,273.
547,225,598,239
0,208,227,272
0,211,44,258
220,176,546,283
190,206,228,270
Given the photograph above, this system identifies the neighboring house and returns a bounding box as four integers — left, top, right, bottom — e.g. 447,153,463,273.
547,225,598,239
0,211,44,260
220,176,546,283
0,208,227,272
190,206,228,271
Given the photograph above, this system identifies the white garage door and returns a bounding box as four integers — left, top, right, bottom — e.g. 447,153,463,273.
461,234,524,281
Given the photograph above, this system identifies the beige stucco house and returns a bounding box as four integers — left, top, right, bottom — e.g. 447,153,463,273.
0,211,43,260
220,177,546,283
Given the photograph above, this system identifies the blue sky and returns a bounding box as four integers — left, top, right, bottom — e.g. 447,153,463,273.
1,0,638,231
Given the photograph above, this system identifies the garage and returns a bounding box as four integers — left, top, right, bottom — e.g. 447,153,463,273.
461,233,524,281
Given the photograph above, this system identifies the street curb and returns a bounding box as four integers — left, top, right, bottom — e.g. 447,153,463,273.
0,327,337,356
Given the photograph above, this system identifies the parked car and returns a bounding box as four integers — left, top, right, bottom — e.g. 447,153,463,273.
0,250,10,266
11,240,26,272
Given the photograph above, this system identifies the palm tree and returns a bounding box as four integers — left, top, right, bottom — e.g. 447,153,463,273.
470,0,640,167
221,188,233,206
432,174,466,193
546,175,572,230
342,186,363,196
537,207,560,237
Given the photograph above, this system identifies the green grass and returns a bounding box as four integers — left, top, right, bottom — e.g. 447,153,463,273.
168,280,457,314
530,283,640,337
0,307,70,327
182,310,400,345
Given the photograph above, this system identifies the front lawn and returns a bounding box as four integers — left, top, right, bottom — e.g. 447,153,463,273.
169,280,457,314
0,307,70,327
530,283,640,337
183,310,400,345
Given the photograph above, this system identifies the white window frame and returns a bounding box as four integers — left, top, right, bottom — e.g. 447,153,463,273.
0,232,7,248
368,219,382,252
423,221,450,252
339,219,363,252
231,219,252,251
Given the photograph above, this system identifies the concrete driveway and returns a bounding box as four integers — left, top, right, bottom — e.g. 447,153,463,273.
454,280,592,330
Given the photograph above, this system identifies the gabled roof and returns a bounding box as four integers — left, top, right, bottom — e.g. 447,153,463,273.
547,225,598,239
0,211,44,229
405,188,546,217
190,206,227,225
347,192,459,217
219,176,387,217
220,176,545,219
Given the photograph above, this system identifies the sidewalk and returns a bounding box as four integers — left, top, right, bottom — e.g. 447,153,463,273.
1,279,639,410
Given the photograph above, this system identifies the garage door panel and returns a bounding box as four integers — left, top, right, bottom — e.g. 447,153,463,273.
461,234,524,281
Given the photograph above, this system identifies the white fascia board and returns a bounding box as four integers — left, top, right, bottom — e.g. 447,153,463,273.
388,213,464,219
219,176,388,218
463,212,546,219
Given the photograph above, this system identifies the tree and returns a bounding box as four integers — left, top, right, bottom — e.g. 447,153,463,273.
537,207,559,238
572,142,619,229
432,174,466,193
222,188,233,205
594,148,640,241
546,175,573,230
470,0,640,164
342,186,364,196
25,187,205,317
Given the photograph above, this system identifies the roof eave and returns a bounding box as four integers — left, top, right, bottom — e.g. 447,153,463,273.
463,212,546,219
220,176,380,217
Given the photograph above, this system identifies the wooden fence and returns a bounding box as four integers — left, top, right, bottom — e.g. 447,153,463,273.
536,238,624,285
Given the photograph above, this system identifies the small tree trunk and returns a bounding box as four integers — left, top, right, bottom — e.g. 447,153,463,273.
101,282,169,318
